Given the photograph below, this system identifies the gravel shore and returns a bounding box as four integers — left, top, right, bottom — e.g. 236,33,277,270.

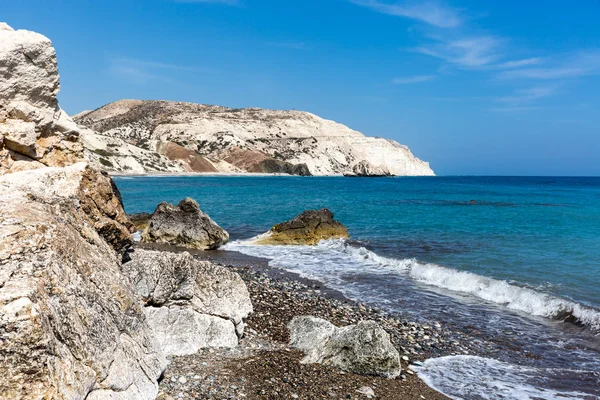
151,248,489,399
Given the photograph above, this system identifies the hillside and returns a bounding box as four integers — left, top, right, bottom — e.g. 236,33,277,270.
75,99,434,176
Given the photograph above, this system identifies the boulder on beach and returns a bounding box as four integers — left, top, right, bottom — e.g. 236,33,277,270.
122,249,253,356
141,197,229,250
254,208,349,245
288,316,401,379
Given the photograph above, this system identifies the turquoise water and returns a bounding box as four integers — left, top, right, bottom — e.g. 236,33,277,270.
115,175,600,399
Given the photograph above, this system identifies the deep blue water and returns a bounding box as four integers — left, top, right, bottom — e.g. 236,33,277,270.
115,175,600,399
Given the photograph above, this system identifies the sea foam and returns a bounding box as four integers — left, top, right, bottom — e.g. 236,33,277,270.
414,355,595,400
225,238,600,331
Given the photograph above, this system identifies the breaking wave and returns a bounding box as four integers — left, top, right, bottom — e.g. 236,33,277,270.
225,239,600,331
413,355,598,400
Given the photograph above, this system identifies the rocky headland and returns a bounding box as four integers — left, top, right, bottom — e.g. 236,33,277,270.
73,99,435,177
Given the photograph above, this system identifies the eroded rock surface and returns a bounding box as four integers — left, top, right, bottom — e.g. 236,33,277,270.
122,249,253,356
142,197,229,250
345,160,391,177
0,164,167,399
254,208,349,245
0,23,83,175
288,316,401,379
0,22,166,399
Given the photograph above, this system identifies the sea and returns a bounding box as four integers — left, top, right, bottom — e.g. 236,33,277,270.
114,175,600,400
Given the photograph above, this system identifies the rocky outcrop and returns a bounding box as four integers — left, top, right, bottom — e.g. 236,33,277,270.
73,99,435,176
0,164,167,399
0,23,166,399
288,316,401,379
344,160,391,177
0,23,83,175
122,249,253,356
254,209,349,245
142,197,229,250
129,212,152,231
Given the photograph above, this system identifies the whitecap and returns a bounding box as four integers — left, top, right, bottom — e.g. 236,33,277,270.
414,355,596,400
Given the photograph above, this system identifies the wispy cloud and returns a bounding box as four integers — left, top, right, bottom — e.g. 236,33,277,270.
392,75,436,84
266,41,306,50
489,106,543,112
496,86,556,105
494,57,544,69
110,57,212,84
174,0,239,4
415,35,503,68
497,50,600,80
349,0,463,28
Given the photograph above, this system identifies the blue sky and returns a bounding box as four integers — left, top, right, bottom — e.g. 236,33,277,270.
3,0,600,175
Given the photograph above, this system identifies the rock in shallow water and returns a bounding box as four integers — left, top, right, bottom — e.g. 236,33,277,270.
142,197,229,250
288,316,402,379
254,208,349,245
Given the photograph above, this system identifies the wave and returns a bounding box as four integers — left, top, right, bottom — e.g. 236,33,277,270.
225,239,600,331
414,355,597,399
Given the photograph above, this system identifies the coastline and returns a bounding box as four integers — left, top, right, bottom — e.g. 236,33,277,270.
138,243,488,399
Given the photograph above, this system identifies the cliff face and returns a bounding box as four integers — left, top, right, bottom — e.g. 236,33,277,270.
75,100,435,176
0,23,167,399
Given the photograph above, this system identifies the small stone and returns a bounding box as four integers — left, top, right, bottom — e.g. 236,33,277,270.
178,376,187,384
356,386,375,398
401,355,409,361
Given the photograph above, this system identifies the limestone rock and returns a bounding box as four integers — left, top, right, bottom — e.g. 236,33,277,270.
122,249,253,356
254,208,349,245
142,197,229,250
74,99,435,176
288,316,401,379
0,22,84,175
344,160,391,177
0,164,167,399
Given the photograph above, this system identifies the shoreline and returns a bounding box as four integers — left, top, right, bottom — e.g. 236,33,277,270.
137,243,489,399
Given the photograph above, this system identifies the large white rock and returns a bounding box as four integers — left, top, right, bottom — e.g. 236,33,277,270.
288,316,402,379
123,249,253,355
0,22,83,174
0,165,167,399
75,99,435,176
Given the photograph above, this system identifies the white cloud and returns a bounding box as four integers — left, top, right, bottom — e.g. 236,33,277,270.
110,57,211,84
489,106,543,112
266,41,306,50
415,36,503,68
349,0,463,28
496,86,556,104
174,0,239,4
494,57,544,69
497,50,600,80
392,75,436,84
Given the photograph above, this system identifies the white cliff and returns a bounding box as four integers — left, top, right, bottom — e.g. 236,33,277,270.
75,100,435,176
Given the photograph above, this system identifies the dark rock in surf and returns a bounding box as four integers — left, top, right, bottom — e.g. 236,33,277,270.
141,197,229,250
255,208,348,245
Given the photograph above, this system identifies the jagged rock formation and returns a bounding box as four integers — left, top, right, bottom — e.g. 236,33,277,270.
0,164,167,399
0,23,83,174
253,208,349,245
74,99,435,176
288,316,401,379
141,197,229,250
0,23,169,399
122,249,253,356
